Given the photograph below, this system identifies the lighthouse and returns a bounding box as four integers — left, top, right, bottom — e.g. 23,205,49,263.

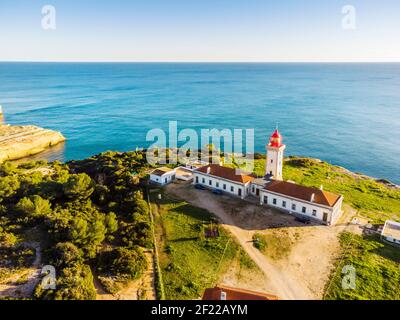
265,129,286,181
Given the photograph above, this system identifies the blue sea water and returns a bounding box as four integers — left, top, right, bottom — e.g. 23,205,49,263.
0,63,399,183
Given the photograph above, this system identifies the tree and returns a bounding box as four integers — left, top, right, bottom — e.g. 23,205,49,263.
104,212,118,240
97,247,147,281
63,174,94,200
0,176,20,200
68,217,106,258
48,242,83,268
0,162,18,176
15,195,52,219
35,264,97,300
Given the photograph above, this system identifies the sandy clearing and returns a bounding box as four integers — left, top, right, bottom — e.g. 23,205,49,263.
166,182,355,300
0,242,42,299
95,251,156,300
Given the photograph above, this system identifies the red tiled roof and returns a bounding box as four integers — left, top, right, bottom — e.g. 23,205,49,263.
202,285,279,300
264,180,341,207
196,164,256,184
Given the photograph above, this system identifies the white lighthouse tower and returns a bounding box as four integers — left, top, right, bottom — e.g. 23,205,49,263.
265,128,286,181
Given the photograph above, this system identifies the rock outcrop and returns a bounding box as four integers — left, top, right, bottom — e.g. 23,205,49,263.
0,125,66,162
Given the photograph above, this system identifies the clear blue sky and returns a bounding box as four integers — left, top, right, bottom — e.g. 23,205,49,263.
0,0,399,62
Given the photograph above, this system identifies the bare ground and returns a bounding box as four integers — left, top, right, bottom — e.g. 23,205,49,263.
0,242,42,299
95,251,156,300
165,182,356,300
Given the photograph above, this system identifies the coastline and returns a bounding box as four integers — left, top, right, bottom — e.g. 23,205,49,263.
0,124,66,163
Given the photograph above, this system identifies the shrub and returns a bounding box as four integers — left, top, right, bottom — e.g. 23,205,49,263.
47,242,83,268
63,174,94,200
252,233,267,251
97,247,147,282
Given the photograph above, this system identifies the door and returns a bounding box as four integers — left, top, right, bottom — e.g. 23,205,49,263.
256,188,260,196
323,212,329,223
238,189,242,197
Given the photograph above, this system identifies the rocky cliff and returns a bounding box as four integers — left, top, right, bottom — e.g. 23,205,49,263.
0,125,66,162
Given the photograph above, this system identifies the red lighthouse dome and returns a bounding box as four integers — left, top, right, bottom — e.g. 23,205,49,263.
269,129,283,148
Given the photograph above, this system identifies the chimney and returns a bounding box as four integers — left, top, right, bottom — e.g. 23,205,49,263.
310,193,315,202
320,185,323,191
207,166,211,174
220,291,227,300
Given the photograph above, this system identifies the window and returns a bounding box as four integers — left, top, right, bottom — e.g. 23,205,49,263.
202,178,205,183
223,184,226,190
209,180,212,186
252,186,255,193
273,198,277,205
269,171,273,176
312,209,317,216
282,201,286,208
292,204,296,211
165,178,168,183
231,186,234,192
302,207,306,213
238,189,242,196
216,182,219,188
196,177,199,183
271,159,273,163
264,196,268,204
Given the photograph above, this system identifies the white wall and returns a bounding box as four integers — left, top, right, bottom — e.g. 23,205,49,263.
259,190,335,225
150,171,176,185
193,172,249,199
266,146,285,180
384,236,400,244
250,184,263,197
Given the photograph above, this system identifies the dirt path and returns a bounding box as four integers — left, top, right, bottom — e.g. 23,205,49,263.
166,183,355,300
0,242,42,299
95,251,156,300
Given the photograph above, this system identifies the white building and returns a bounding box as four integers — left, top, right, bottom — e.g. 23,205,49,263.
175,167,194,181
193,164,255,199
192,128,344,225
149,167,176,185
259,180,343,225
381,220,400,245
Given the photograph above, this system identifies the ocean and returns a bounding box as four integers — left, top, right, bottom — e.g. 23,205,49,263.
0,62,399,183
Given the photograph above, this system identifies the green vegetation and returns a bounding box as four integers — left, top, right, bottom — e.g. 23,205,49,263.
0,151,153,299
249,157,400,223
325,232,400,300
96,247,147,294
252,233,266,251
152,191,249,300
1,149,398,300
252,230,293,260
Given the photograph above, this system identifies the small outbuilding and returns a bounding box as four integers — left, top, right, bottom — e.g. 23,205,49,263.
381,220,400,245
149,167,176,185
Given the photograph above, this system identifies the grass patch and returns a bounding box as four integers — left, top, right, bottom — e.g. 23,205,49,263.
238,248,257,270
324,232,400,300
252,230,293,260
152,192,246,300
263,230,293,260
